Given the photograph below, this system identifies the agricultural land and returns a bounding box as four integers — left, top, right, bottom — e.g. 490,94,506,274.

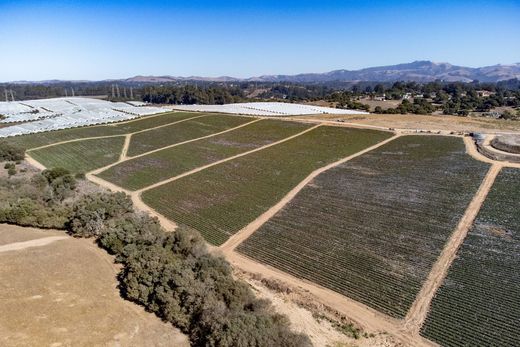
421,168,520,346
4,107,520,347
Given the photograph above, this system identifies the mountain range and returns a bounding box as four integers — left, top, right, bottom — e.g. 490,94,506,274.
8,61,520,84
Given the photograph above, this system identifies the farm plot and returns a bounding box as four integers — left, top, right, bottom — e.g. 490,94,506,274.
7,112,195,149
98,119,311,190
237,136,489,318
126,114,252,156
421,168,520,347
142,126,392,245
29,136,126,173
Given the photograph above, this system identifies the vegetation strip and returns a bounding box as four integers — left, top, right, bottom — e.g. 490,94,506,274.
127,114,252,156
141,126,392,245
8,111,198,149
421,168,520,347
29,136,126,174
98,119,312,191
237,136,489,318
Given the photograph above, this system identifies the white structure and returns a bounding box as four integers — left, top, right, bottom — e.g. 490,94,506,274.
170,102,368,116
0,97,171,137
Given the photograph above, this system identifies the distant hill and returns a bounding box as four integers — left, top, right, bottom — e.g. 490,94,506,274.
123,61,520,83
7,61,520,84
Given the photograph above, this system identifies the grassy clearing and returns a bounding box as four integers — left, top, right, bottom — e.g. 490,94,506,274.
29,136,126,173
7,112,196,149
126,114,252,156
237,136,489,318
142,126,392,245
98,119,311,190
421,168,520,346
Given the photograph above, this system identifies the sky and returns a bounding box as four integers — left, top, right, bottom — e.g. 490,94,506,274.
0,0,519,81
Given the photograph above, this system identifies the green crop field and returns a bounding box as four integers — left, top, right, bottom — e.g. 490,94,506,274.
7,111,196,149
237,136,489,318
421,168,520,347
126,114,252,156
141,126,392,245
29,136,126,173
97,119,311,190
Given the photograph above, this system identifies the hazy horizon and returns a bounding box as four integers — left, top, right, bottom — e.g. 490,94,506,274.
1,0,519,81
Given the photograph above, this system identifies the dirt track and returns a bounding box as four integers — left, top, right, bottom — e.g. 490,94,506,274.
0,236,68,253
403,163,502,334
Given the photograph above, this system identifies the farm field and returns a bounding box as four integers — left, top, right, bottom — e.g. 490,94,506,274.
237,136,490,318
98,119,311,190
7,111,196,149
421,168,520,347
141,126,392,245
126,114,252,156
29,136,126,173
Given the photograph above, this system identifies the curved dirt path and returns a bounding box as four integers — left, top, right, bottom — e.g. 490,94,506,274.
220,134,401,252
464,136,520,168
0,236,68,253
403,163,502,335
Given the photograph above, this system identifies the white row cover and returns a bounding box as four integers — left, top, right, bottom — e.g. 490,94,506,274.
170,102,368,116
0,97,171,137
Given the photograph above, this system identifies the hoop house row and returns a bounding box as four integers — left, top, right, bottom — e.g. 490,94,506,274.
238,136,489,318
142,126,392,245
421,168,520,346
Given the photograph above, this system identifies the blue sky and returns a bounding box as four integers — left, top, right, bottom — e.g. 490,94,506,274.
0,0,519,81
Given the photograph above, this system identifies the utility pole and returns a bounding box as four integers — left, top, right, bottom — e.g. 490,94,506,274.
64,88,68,97
71,87,75,97
123,87,127,99
4,90,8,102
10,89,15,102
111,84,115,98
130,87,134,99
116,84,120,98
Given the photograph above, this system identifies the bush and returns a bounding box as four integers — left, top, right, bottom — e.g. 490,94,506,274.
7,167,16,177
0,141,25,162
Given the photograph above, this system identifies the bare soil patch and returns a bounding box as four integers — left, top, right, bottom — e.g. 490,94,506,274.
0,224,188,347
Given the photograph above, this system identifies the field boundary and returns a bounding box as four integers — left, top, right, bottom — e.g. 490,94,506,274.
0,235,68,253
135,124,322,193
26,113,209,151
220,134,401,252
402,163,502,334
90,118,262,175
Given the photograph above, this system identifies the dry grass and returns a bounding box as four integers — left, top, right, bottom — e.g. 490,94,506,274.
0,224,188,347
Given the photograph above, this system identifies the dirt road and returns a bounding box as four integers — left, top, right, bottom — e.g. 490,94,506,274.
403,163,502,334
0,236,68,253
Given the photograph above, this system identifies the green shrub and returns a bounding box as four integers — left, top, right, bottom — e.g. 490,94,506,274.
0,141,25,162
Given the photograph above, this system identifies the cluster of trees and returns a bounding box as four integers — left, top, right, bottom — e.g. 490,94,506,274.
0,140,25,162
0,165,310,346
142,85,246,105
374,99,437,115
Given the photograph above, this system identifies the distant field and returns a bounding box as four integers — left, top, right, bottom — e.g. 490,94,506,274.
142,126,392,245
29,136,126,173
127,114,251,156
421,168,520,346
238,136,489,318
7,111,196,149
98,119,311,190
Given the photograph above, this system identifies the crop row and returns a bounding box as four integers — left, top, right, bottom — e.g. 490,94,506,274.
141,126,393,245
7,111,196,149
98,119,311,190
126,114,251,156
29,136,126,173
237,136,489,318
421,168,520,346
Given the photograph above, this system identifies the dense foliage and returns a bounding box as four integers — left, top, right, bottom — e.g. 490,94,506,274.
0,140,26,162
0,164,310,346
